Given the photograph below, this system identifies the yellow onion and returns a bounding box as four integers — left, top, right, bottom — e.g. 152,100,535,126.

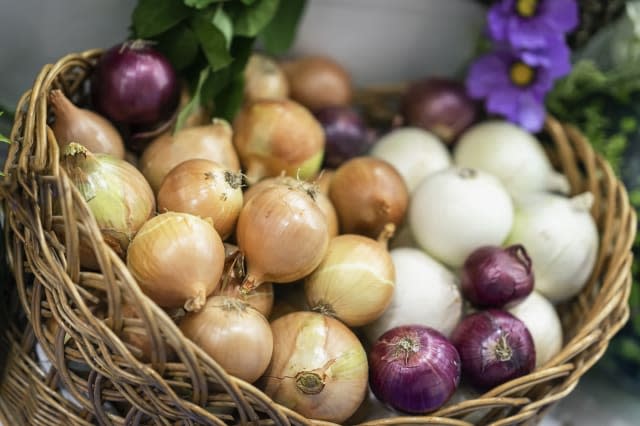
126,212,225,312
263,312,368,423
61,143,155,269
140,119,240,193
180,296,273,383
237,184,329,291
119,302,175,362
157,159,243,240
304,224,395,326
244,176,338,238
232,99,325,183
50,90,125,158
314,169,335,196
330,157,409,238
244,53,289,102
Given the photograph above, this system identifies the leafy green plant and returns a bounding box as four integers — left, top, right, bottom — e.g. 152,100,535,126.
131,0,307,126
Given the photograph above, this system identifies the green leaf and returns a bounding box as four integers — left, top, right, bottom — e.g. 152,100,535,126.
260,0,306,54
201,68,232,101
234,0,280,37
213,6,233,49
175,67,210,132
191,14,233,71
215,75,245,121
241,0,257,5
184,0,226,9
132,0,191,38
155,24,199,70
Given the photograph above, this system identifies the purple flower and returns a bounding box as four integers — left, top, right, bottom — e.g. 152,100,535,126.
465,40,570,132
488,0,579,48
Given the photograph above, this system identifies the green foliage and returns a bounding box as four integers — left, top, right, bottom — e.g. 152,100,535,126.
131,0,307,124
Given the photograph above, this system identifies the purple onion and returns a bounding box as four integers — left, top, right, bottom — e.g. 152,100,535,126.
401,78,478,144
91,41,179,127
461,245,534,308
451,310,535,391
369,325,461,414
314,106,372,168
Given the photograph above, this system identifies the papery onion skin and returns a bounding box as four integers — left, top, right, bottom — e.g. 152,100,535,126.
369,325,461,413
50,90,125,159
461,245,534,308
60,143,155,269
233,99,325,183
180,296,273,383
314,106,371,169
451,310,535,391
330,157,409,238
237,184,329,289
304,230,395,327
140,119,240,193
215,281,274,318
91,41,179,126
126,212,225,312
263,312,368,423
244,53,289,102
157,159,243,240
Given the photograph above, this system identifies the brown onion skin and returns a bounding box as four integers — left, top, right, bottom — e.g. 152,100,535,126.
140,119,240,193
157,159,244,240
330,157,409,238
126,212,225,311
50,89,125,158
244,53,289,103
237,184,329,288
282,56,352,111
232,99,325,183
461,245,534,308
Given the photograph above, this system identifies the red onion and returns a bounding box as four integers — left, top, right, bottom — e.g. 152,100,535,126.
314,106,372,168
401,78,478,144
369,325,461,414
461,245,534,308
451,310,535,391
91,40,179,127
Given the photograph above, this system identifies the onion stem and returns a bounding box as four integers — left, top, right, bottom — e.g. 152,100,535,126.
494,332,513,362
295,371,325,395
377,223,396,246
184,288,207,312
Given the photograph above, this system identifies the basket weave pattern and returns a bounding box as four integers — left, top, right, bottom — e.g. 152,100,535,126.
0,50,636,426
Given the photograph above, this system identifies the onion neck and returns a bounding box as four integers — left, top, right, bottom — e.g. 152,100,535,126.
295,371,325,395
377,223,396,248
241,273,263,294
184,288,207,312
50,89,76,122
311,302,336,317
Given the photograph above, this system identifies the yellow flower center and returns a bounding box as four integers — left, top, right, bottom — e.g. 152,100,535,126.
510,62,535,87
516,0,539,17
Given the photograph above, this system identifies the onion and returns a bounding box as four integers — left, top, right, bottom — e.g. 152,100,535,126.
402,78,479,144
119,302,175,362
314,106,371,168
304,225,395,327
409,167,514,268
263,312,368,423
177,86,211,129
140,119,240,193
369,325,461,413
237,184,329,290
50,90,124,159
180,296,273,383
506,192,598,303
91,40,179,127
232,99,325,183
330,157,409,238
314,169,335,196
126,212,225,312
454,121,570,195
370,127,451,192
244,176,338,238
60,143,155,269
461,245,534,308
282,56,352,111
365,248,462,342
157,159,243,240
451,310,535,391
244,53,289,102
508,291,562,367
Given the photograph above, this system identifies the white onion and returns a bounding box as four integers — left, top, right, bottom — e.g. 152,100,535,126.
409,167,514,268
508,291,563,367
454,121,569,195
364,248,462,343
506,192,599,303
370,127,451,192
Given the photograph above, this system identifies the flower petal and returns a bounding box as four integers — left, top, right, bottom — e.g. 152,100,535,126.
543,0,579,33
507,16,549,48
485,85,521,121
488,2,512,42
466,53,511,99
515,93,546,132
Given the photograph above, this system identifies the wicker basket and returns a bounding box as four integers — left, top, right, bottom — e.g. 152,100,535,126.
0,49,636,426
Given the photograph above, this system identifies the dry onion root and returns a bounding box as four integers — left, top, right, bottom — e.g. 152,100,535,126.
126,212,225,312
